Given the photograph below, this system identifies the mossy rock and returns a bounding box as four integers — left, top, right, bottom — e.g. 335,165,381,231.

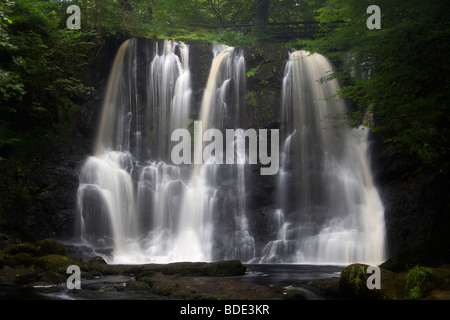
283,290,307,300
38,271,67,284
152,282,178,296
33,254,73,273
14,271,40,286
125,280,151,293
89,256,107,264
6,252,35,267
339,264,411,300
206,260,247,277
135,274,156,284
144,260,247,277
2,242,38,256
425,290,450,300
377,267,407,300
339,264,379,299
34,239,66,256
81,270,104,280
432,264,450,291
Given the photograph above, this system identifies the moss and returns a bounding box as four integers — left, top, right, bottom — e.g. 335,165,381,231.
152,283,177,296
33,254,73,273
139,260,247,277
261,101,274,122
338,264,378,299
245,91,258,108
8,252,34,267
2,242,37,256
246,66,260,78
37,270,66,284
405,265,435,300
206,260,247,277
125,280,151,293
14,270,40,286
336,263,450,300
34,239,66,256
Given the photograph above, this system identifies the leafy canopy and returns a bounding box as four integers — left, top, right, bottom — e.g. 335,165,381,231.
311,0,450,171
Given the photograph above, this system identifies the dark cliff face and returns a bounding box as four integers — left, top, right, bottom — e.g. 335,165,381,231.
30,38,128,241
370,129,450,262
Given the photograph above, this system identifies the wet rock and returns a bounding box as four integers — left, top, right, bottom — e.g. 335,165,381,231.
338,264,378,299
33,254,73,272
310,277,340,298
425,290,450,300
2,242,37,256
380,237,450,272
335,263,450,300
89,256,108,264
34,239,67,256
37,271,67,285
125,280,151,293
136,271,283,300
282,286,307,300
124,260,247,277
6,252,34,267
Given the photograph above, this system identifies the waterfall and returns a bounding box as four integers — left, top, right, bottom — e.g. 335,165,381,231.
76,40,254,264
76,40,385,265
177,43,255,262
258,51,386,265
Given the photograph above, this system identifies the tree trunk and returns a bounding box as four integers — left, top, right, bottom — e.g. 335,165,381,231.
254,0,269,38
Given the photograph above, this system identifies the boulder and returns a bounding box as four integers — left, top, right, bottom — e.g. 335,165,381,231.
34,239,67,256
33,254,73,272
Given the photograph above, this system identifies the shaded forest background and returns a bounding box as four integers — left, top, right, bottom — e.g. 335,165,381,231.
0,0,449,252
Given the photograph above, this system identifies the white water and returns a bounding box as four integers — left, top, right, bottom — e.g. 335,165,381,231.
257,51,386,265
76,40,254,264
76,41,385,265
77,39,193,263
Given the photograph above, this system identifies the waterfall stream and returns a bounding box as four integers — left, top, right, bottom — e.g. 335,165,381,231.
257,51,386,264
76,40,254,263
76,40,385,265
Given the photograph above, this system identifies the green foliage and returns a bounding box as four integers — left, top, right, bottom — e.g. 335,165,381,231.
311,0,450,172
0,0,98,235
0,0,95,138
245,91,258,107
405,265,434,300
139,0,330,45
246,66,260,78
348,265,367,295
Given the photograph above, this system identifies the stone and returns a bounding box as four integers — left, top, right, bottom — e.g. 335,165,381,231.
34,239,67,256
33,254,73,272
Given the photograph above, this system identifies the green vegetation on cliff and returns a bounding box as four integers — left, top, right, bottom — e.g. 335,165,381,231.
308,0,450,173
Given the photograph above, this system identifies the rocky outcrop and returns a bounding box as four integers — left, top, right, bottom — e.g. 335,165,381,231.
0,239,285,300
370,129,450,263
330,263,450,300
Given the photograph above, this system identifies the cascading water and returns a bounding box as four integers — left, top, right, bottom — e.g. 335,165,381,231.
76,39,254,263
77,39,192,263
175,43,255,262
76,39,385,265
258,51,386,265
